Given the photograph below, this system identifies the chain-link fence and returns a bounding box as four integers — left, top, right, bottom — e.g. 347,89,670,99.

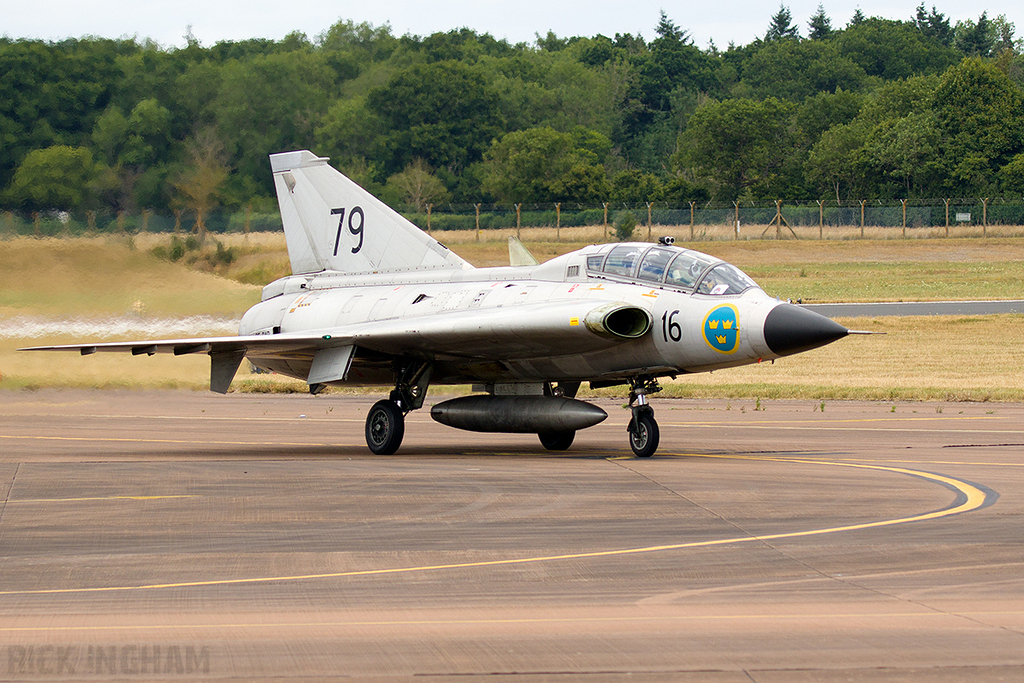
4,199,1024,240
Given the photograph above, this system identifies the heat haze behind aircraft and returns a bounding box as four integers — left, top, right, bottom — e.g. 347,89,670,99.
24,151,856,456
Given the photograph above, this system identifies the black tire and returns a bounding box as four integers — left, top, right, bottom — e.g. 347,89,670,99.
538,431,575,451
365,400,405,455
628,412,659,457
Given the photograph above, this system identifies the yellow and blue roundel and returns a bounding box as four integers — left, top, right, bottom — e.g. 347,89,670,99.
702,304,740,354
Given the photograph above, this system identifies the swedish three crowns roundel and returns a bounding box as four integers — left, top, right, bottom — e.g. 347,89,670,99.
702,304,740,354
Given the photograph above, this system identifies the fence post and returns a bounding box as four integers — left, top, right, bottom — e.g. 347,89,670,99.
475,204,481,242
901,199,907,238
646,202,653,241
173,209,181,235
983,197,988,237
860,200,866,238
944,199,949,237
555,202,561,242
817,199,824,239
515,203,521,239
689,201,695,241
602,202,608,240
733,201,740,239
426,203,432,231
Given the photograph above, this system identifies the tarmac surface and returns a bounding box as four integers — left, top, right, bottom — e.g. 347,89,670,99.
0,388,1022,681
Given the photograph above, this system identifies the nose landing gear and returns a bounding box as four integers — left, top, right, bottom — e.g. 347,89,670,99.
626,377,662,458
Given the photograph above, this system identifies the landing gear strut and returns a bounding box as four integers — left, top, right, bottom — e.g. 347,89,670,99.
626,377,661,457
364,359,431,455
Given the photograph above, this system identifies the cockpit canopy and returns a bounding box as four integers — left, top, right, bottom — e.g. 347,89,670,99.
586,244,759,296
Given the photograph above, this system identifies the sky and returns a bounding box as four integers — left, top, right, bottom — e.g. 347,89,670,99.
4,1,1021,50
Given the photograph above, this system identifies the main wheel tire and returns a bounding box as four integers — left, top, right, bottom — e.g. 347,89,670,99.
365,400,405,455
538,430,575,451
628,412,659,458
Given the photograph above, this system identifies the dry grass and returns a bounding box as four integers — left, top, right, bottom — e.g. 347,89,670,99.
3,233,1024,399
637,314,1024,402
0,236,260,318
4,316,1023,401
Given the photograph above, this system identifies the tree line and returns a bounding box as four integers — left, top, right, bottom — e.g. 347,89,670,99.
2,3,1024,221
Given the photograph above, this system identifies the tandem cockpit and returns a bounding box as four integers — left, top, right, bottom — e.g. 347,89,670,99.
579,240,762,297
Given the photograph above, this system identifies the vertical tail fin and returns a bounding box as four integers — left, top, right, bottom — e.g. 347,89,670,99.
270,150,472,275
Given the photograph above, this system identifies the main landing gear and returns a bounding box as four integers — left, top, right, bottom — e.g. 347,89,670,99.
364,359,431,455
626,377,662,457
536,380,581,451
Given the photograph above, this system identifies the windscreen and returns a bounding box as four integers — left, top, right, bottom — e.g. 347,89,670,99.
695,263,759,296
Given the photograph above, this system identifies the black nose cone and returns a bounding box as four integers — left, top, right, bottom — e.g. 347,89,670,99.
763,303,849,357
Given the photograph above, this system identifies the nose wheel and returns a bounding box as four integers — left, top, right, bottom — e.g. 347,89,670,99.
627,409,659,457
627,377,662,457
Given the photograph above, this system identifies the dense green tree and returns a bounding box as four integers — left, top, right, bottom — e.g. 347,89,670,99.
765,5,799,42
382,159,451,211
914,4,953,47
610,169,664,202
656,11,689,43
931,58,1024,194
741,39,866,101
368,60,505,175
675,97,795,200
481,126,609,202
121,98,172,167
863,112,942,196
835,18,960,80
806,119,872,200
313,96,382,169
795,89,865,147
7,15,1024,216
999,153,1024,195
212,50,335,199
808,5,834,41
955,12,997,58
4,145,98,210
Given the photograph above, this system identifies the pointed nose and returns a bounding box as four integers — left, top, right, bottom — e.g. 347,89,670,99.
763,303,849,357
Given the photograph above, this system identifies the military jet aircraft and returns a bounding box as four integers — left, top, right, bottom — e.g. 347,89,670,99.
23,150,855,457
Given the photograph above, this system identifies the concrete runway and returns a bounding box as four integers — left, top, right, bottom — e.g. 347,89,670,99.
0,389,1022,681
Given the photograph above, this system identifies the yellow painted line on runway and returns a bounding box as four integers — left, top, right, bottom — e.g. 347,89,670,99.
662,423,1020,435
671,416,1001,425
3,610,1024,633
0,455,988,597
0,434,343,448
11,495,195,504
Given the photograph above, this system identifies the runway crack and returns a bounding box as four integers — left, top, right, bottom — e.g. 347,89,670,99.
607,458,815,563
0,462,21,547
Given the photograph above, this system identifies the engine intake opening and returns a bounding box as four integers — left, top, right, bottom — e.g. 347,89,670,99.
584,303,652,340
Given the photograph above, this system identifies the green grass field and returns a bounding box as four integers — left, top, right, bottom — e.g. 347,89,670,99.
1,234,1022,400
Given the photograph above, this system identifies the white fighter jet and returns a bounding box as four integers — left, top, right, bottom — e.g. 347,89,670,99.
24,150,855,457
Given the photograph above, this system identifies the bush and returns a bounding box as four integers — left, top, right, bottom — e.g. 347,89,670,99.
614,212,638,241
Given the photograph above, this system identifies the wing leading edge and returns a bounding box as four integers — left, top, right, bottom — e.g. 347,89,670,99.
20,299,651,392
